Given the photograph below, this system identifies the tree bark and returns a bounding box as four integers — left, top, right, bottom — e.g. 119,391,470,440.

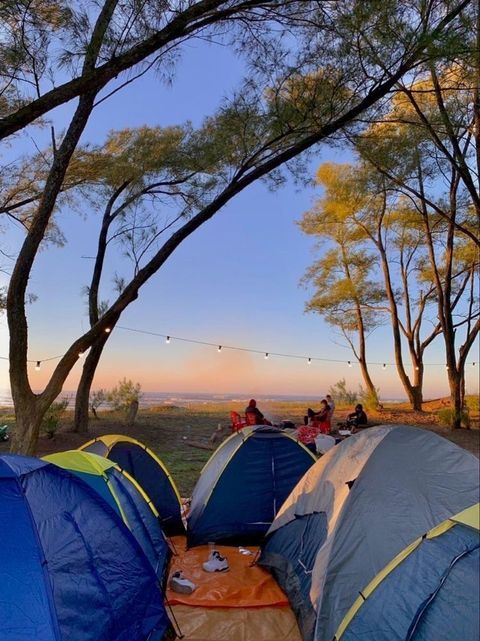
10,395,44,455
74,341,107,433
126,400,139,427
448,369,463,429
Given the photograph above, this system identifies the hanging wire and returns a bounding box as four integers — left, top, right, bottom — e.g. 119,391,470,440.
0,324,475,368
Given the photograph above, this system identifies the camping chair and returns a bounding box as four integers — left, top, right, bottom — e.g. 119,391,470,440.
310,417,331,434
230,411,247,432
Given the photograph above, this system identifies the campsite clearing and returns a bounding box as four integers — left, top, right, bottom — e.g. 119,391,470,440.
0,399,478,495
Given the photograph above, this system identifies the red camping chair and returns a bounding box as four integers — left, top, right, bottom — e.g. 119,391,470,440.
230,411,247,432
311,417,331,434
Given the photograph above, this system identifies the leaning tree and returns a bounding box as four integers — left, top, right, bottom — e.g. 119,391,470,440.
1,0,473,452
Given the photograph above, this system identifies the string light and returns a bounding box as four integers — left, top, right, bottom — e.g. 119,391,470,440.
9,325,475,370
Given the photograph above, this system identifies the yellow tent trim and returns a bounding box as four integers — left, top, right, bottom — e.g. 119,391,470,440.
450,503,480,531
334,503,480,640
80,434,183,505
45,449,160,520
44,450,129,525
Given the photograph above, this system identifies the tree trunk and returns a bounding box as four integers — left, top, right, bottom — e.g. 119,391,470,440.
10,396,43,455
126,399,139,427
358,357,378,402
74,341,107,433
377,242,418,409
410,385,423,412
448,369,463,429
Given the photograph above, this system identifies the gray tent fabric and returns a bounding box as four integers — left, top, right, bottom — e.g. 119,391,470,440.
259,426,480,641
340,522,479,641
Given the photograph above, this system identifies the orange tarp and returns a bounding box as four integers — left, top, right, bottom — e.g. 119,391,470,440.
166,537,289,608
170,605,302,641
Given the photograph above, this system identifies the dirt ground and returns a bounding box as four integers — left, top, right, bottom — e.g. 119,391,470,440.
0,399,478,496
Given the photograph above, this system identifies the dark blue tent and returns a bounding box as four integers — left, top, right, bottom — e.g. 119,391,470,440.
187,426,316,547
80,434,184,536
0,454,171,641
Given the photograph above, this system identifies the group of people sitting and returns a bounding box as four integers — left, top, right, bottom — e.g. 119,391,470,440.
297,398,368,453
245,394,368,451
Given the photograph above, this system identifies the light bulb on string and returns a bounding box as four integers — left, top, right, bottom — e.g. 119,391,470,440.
446,364,449,370
105,327,111,333
218,346,222,352
165,336,170,344
415,366,419,370
473,362,476,367
264,352,269,360
382,363,386,370
307,358,312,365
35,361,41,371
348,361,352,368
78,352,84,358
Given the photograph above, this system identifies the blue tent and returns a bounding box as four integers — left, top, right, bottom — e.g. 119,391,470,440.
187,426,316,547
0,454,171,641
44,450,171,584
80,434,184,536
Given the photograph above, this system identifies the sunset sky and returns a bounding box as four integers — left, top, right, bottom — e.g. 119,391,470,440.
1,40,478,402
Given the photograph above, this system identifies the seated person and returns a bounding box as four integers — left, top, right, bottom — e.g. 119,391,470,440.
303,399,330,426
346,404,368,429
326,394,335,419
245,399,272,426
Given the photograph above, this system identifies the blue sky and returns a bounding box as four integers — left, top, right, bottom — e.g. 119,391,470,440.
0,39,477,401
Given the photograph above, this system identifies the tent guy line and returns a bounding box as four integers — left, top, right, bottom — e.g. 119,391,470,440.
1,324,477,369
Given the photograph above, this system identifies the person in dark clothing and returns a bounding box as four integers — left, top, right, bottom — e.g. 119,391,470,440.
245,399,272,426
346,404,368,428
303,399,329,426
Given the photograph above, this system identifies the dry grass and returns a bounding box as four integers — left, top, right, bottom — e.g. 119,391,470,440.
0,398,478,496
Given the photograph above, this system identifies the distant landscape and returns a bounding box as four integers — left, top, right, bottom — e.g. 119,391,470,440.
1,397,478,495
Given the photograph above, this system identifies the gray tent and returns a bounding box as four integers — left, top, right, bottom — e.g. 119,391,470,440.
259,426,480,641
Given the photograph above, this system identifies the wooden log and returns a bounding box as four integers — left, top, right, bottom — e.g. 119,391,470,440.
186,440,214,451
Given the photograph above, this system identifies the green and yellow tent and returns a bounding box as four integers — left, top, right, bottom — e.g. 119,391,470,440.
44,450,170,582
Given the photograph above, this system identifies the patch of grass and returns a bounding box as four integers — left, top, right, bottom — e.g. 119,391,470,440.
466,395,479,414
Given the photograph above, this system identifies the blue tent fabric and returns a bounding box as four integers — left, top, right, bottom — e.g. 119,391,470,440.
261,512,328,639
107,467,170,583
84,439,184,536
187,427,316,547
341,524,480,641
0,455,170,641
